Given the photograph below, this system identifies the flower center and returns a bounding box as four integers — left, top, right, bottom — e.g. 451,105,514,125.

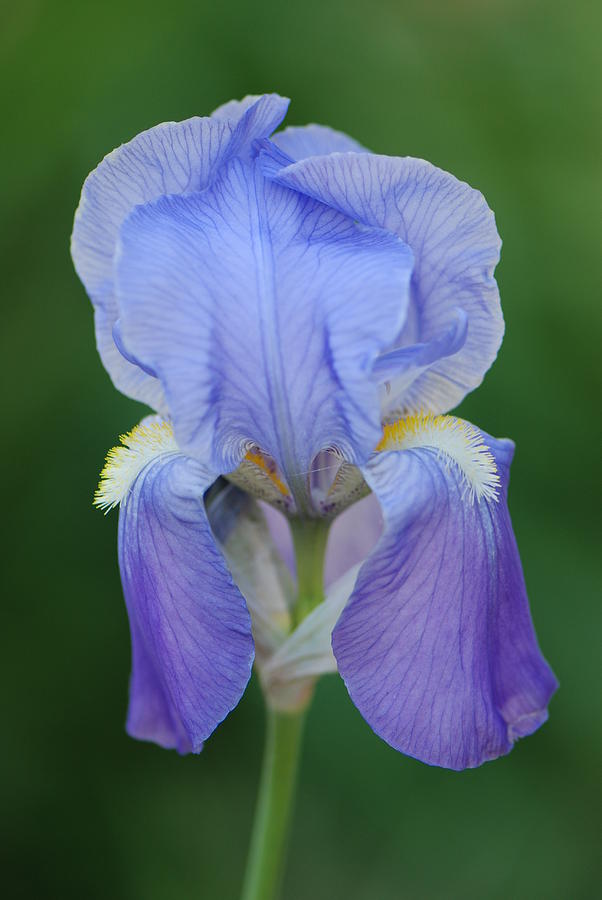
226,447,293,512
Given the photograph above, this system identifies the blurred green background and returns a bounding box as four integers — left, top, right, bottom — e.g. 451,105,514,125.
2,0,600,897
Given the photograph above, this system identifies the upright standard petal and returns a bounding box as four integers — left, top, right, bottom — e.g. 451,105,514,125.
119,452,254,752
264,151,504,416
223,94,290,161
71,95,288,409
115,158,414,501
372,307,468,407
211,94,265,122
332,427,557,769
272,124,366,159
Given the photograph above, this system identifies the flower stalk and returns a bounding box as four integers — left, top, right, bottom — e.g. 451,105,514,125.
241,517,329,899
290,518,329,626
241,709,306,900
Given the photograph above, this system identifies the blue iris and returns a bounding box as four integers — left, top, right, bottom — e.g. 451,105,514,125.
72,94,557,769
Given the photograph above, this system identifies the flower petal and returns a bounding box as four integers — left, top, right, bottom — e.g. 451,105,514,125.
373,308,468,418
119,452,254,752
264,151,504,415
211,94,265,122
115,158,414,498
126,618,194,753
332,431,558,769
71,95,288,409
223,94,290,161
272,124,367,159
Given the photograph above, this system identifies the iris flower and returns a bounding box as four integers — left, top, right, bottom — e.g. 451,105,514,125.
71,93,557,772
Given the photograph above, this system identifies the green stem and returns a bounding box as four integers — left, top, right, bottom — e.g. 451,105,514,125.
241,518,329,899
241,709,306,900
290,518,329,626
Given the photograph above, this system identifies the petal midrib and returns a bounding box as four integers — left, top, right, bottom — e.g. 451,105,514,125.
248,166,310,510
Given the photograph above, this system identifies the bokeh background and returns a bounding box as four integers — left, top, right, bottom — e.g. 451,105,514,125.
2,0,600,897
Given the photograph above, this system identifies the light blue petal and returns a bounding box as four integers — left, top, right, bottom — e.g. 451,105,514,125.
71,95,288,410
373,308,467,380
115,159,414,501
211,94,265,122
213,101,365,159
120,451,254,753
332,431,558,769
374,308,468,415
223,94,290,161
264,151,504,415
272,124,367,159
112,318,158,378
72,117,230,410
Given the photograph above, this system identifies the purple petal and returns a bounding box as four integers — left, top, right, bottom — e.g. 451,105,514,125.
126,617,194,753
71,95,288,409
119,452,254,752
265,151,504,415
332,431,558,769
115,159,414,493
